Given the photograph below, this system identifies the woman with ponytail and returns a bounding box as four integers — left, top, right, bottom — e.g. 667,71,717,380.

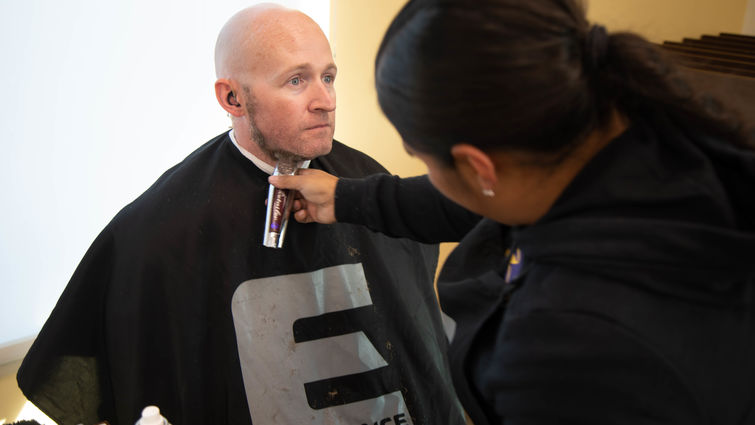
270,0,755,423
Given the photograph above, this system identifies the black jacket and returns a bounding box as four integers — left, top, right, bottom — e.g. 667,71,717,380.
336,117,755,425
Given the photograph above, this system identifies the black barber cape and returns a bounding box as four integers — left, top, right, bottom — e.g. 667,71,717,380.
17,132,466,425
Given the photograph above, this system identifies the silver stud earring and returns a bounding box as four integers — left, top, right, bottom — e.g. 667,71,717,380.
482,188,495,197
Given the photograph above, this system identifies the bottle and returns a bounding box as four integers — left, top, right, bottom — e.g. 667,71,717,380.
135,405,171,425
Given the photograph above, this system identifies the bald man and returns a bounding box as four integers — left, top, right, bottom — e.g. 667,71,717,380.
17,5,467,425
214,4,336,164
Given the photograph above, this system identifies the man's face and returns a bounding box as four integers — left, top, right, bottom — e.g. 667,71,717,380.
241,22,336,162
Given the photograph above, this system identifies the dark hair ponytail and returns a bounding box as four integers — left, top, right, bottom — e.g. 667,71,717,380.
375,0,751,165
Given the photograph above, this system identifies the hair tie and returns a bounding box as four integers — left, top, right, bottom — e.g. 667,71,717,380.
584,24,608,71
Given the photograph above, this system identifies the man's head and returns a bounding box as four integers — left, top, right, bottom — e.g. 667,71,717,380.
214,4,336,164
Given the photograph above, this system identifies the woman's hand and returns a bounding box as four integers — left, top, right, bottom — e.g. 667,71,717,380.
268,168,338,224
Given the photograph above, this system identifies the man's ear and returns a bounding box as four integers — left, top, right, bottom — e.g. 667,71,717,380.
215,79,245,117
450,144,498,192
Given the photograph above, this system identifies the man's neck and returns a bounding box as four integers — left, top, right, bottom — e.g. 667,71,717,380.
229,129,276,174
229,129,311,175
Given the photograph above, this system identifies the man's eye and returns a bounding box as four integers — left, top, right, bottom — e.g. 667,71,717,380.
290,77,300,85
323,75,333,84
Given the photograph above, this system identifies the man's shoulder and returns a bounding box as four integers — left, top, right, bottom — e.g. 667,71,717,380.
111,132,236,224
317,140,389,178
149,132,233,187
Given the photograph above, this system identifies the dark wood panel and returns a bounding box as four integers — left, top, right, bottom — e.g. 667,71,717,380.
661,42,755,63
718,32,755,44
680,38,755,55
701,34,755,48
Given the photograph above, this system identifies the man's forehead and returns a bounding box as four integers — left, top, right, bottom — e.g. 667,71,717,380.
247,8,326,51
245,22,334,78
216,6,331,79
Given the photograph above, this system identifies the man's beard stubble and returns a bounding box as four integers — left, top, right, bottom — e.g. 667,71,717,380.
243,87,306,164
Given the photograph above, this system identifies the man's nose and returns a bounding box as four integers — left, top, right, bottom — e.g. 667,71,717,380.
309,82,336,112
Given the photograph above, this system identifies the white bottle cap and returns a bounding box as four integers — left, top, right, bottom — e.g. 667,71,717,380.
139,405,166,425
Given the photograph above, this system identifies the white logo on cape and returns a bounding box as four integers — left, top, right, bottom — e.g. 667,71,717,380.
232,263,413,424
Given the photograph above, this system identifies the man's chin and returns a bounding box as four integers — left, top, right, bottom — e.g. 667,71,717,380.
302,138,333,160
272,141,332,162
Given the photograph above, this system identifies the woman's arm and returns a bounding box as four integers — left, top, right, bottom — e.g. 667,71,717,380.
269,170,480,244
337,173,480,243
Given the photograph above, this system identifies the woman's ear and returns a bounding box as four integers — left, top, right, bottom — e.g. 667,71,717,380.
214,79,245,117
451,144,498,195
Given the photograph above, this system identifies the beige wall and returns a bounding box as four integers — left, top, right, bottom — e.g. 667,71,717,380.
585,0,750,42
330,0,426,177
0,360,27,424
0,337,37,422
